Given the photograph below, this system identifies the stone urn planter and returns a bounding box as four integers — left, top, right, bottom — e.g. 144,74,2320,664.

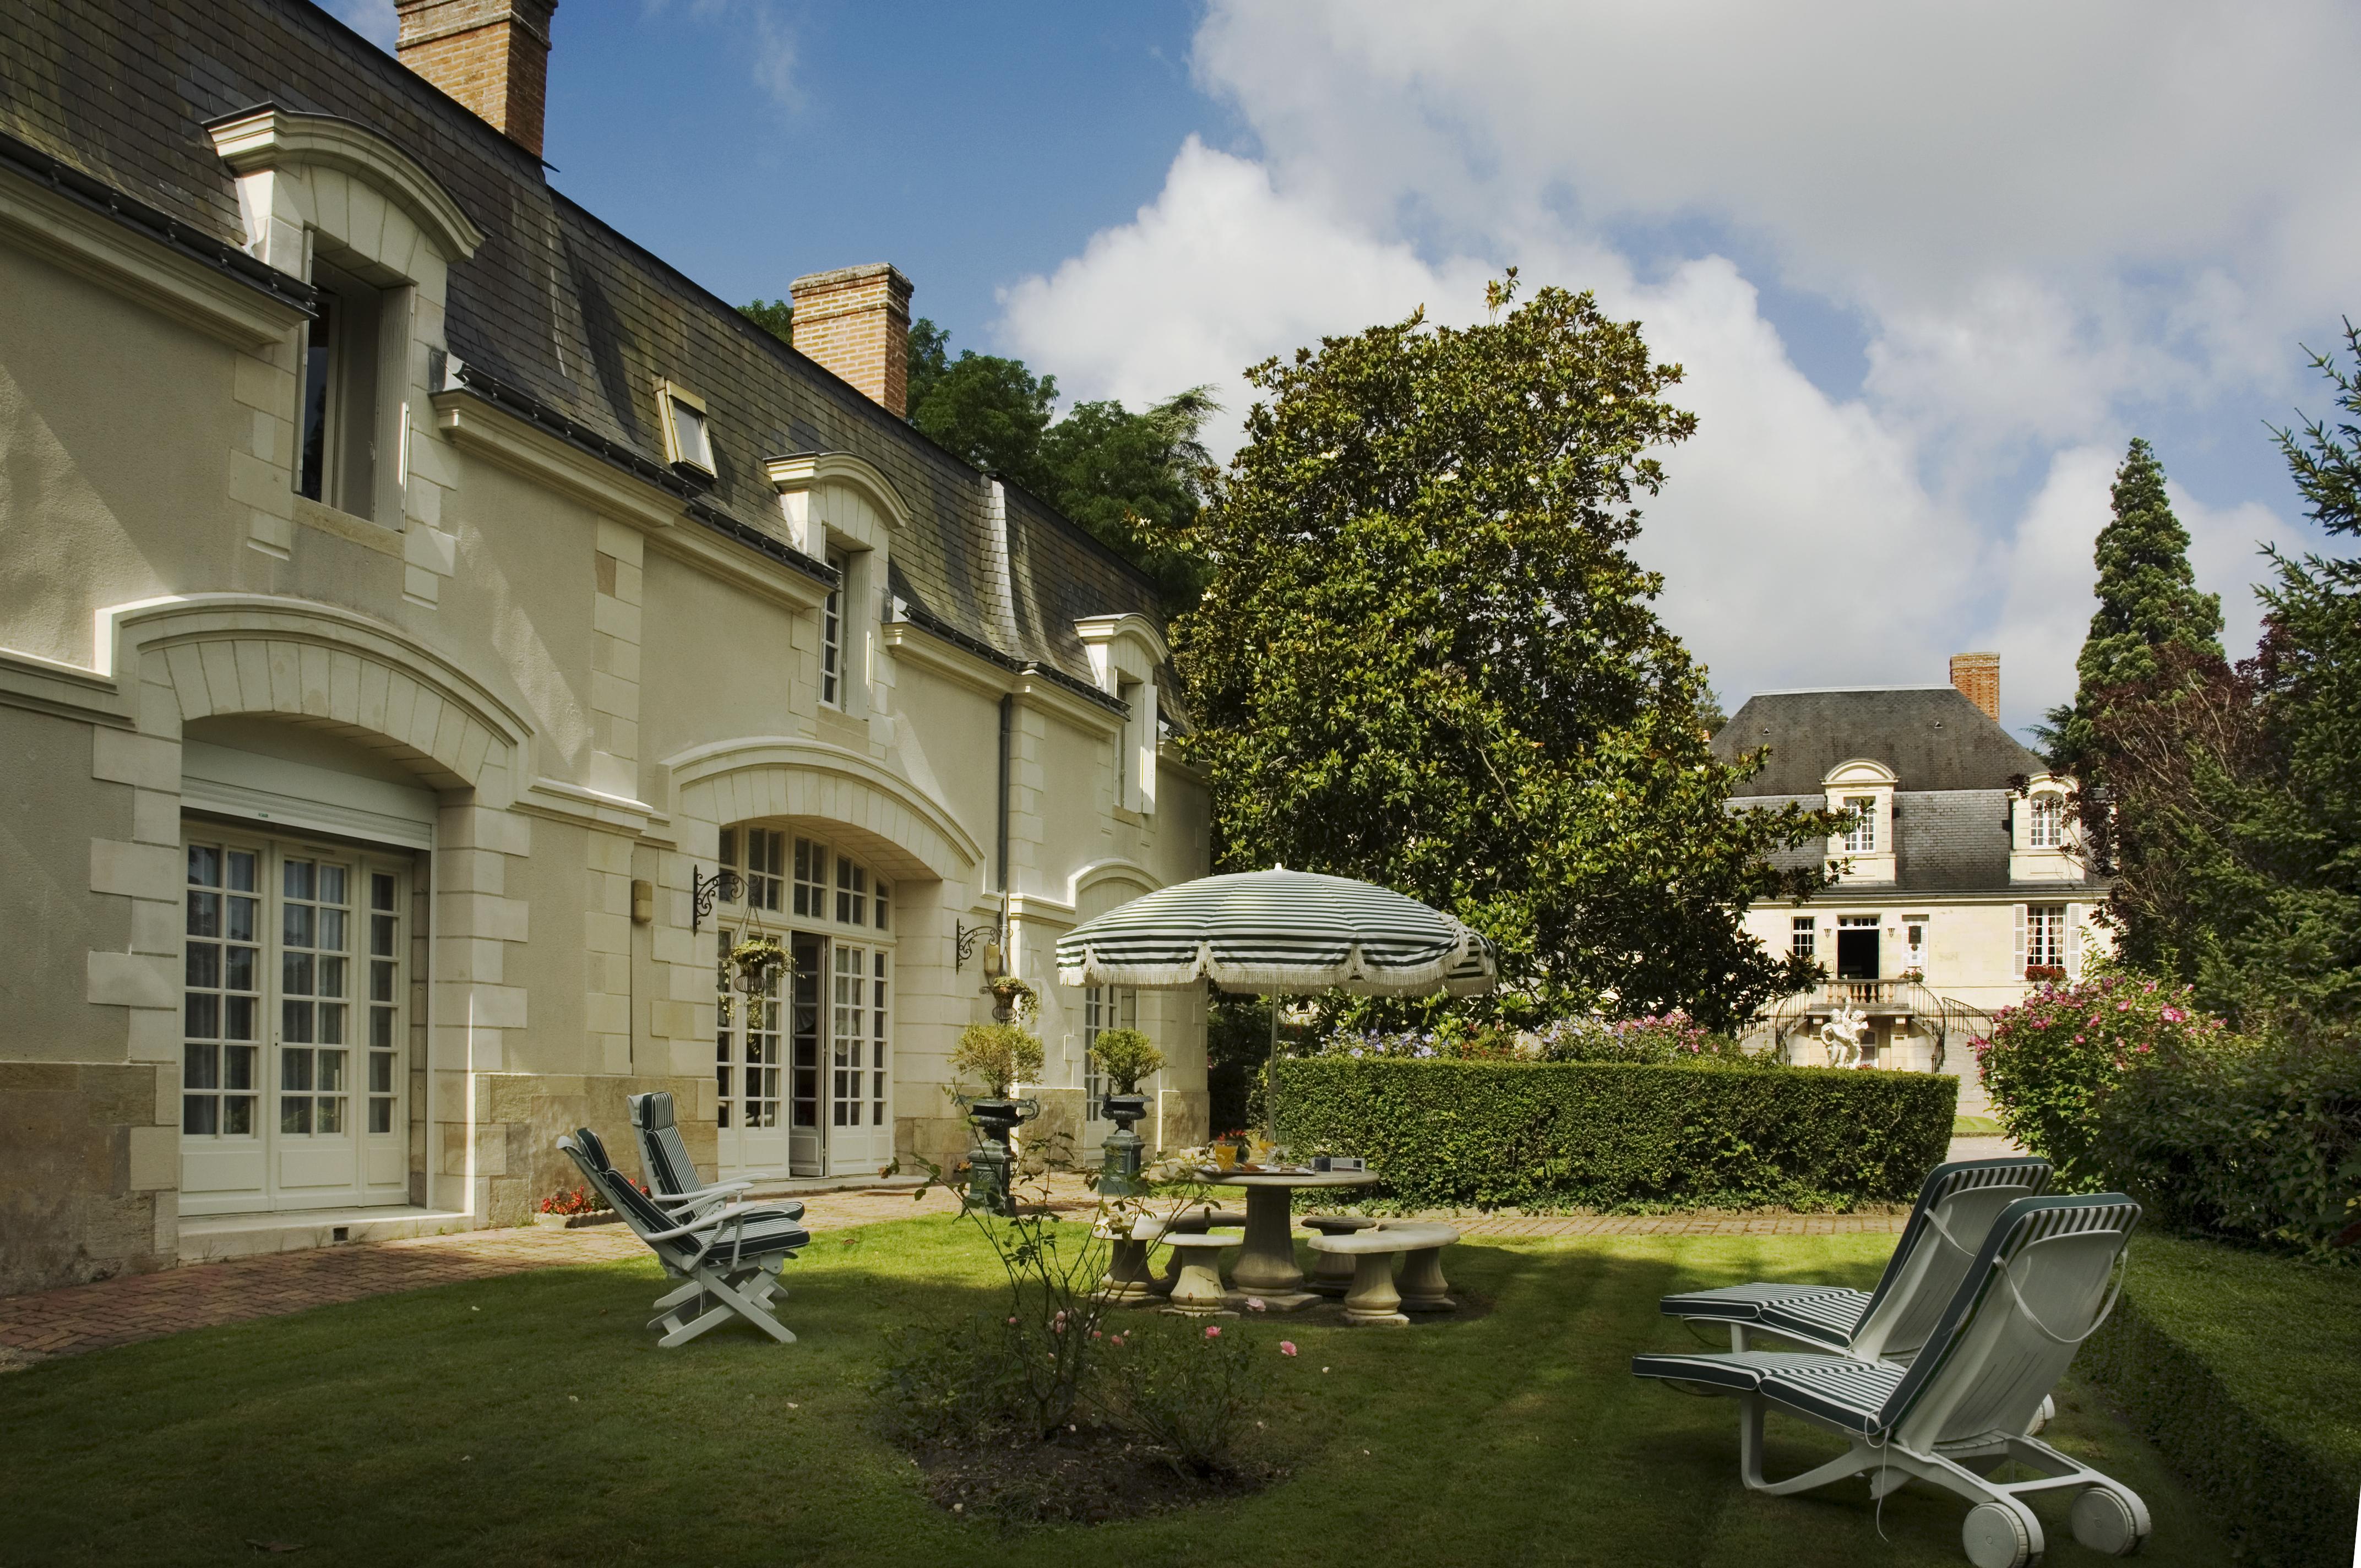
964,1096,1038,1217
1096,1092,1152,1196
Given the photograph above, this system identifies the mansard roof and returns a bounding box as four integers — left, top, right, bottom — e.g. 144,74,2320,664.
0,0,1162,698
1713,686,2049,797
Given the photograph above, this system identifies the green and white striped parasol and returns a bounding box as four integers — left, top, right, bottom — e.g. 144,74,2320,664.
1054,868,1496,997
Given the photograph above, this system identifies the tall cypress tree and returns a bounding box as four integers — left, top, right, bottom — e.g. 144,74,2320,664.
2045,438,2223,772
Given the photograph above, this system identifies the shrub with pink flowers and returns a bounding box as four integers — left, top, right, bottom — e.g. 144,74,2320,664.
1972,971,2230,1190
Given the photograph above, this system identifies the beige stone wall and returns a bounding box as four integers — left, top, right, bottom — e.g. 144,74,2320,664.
0,146,1211,1293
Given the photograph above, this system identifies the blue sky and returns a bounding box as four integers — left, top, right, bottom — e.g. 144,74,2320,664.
333,2,2358,737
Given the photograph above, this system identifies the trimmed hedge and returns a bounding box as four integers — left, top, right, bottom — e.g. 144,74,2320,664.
1273,1058,1955,1210
2082,1233,2361,1566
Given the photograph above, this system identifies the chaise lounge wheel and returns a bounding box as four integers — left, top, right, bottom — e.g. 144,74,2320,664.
1962,1501,2040,1568
2069,1487,2148,1556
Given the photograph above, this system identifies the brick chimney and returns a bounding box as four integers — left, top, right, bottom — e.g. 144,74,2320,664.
396,0,558,159
1950,651,2000,722
789,265,915,417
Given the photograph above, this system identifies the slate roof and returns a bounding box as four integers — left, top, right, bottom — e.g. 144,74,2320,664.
1713,687,2048,797
0,0,1162,700
1722,690,2107,895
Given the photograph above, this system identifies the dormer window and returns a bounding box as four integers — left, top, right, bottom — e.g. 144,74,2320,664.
2028,793,2065,848
1841,796,1877,853
659,381,715,475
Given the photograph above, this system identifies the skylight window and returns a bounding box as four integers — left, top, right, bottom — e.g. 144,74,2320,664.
657,381,715,474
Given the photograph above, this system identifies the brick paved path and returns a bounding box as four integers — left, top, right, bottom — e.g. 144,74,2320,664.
0,1180,1902,1370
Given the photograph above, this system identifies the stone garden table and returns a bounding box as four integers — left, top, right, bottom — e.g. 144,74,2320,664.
1194,1168,1379,1310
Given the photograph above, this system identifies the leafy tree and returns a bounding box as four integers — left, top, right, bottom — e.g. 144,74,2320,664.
2082,325,2361,1027
2042,437,2222,774
1172,274,1839,1031
739,297,793,346
1037,388,1218,608
902,317,1216,609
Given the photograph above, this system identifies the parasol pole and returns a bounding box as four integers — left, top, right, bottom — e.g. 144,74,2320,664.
1265,992,1279,1146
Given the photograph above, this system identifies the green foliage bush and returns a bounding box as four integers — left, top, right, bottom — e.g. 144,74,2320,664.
1314,1012,1754,1065
1274,1058,1954,1210
1970,972,2231,1190
2089,1025,2361,1258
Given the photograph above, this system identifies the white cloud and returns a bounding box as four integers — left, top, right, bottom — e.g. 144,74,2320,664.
991,1,2344,736
643,0,802,110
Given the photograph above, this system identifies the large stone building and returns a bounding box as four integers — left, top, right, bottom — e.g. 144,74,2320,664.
0,0,1210,1295
1718,654,2109,1074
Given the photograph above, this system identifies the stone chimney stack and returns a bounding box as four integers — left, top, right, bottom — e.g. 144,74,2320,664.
1950,651,2000,722
396,1,559,160
789,265,915,417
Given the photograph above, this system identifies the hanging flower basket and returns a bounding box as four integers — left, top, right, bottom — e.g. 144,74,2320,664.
983,974,1041,1021
730,934,791,993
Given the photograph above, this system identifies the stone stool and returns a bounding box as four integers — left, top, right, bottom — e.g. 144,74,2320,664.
1153,1206,1250,1295
1383,1222,1462,1313
1094,1216,1163,1306
1299,1213,1381,1297
1306,1230,1410,1326
1158,1232,1242,1317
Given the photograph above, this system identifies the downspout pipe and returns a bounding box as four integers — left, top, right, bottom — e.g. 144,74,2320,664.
996,692,1014,913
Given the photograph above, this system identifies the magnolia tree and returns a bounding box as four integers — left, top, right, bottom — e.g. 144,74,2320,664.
1174,274,1837,1032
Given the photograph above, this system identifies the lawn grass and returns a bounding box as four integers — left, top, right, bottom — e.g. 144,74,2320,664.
1950,1114,2005,1138
0,1219,2237,1567
2082,1231,2361,1564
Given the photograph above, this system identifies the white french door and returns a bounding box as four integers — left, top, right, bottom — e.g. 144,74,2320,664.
713,922,792,1176
1081,984,1139,1139
828,941,892,1175
180,828,410,1215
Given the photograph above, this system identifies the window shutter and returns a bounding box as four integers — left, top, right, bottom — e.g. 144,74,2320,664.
2013,904,2027,973
2068,906,2084,977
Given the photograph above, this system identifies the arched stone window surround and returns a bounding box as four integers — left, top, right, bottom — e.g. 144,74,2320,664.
95,594,537,1225
765,453,909,723
206,107,485,272
104,595,530,791
661,736,981,886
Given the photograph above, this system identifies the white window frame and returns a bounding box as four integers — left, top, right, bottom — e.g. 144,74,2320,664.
657,379,715,475
2026,903,2067,970
1788,916,1816,962
2028,792,2066,849
1841,796,1877,853
820,548,847,708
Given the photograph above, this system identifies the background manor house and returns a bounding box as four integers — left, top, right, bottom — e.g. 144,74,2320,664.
1718,653,2109,1078
0,0,1210,1297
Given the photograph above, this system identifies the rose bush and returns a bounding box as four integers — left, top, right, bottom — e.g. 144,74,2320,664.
1972,972,2231,1190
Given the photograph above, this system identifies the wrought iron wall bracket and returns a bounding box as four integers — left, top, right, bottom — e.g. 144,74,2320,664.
954,918,1000,972
690,865,744,934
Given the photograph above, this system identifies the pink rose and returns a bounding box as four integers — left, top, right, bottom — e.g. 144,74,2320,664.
1280,1341,1298,1356
1205,1325,1221,1338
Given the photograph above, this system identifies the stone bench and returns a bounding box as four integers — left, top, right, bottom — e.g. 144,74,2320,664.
1155,1231,1242,1317
1306,1222,1461,1325
1298,1213,1381,1297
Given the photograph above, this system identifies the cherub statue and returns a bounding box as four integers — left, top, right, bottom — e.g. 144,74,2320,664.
1819,1004,1871,1069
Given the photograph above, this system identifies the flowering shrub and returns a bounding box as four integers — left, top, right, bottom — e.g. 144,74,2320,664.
540,1185,611,1216
1098,1318,1266,1477
1972,973,2230,1189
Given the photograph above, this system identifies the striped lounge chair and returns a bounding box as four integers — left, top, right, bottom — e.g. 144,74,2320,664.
1635,1194,2148,1568
628,1090,803,1226
558,1128,810,1348
1661,1157,2053,1360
